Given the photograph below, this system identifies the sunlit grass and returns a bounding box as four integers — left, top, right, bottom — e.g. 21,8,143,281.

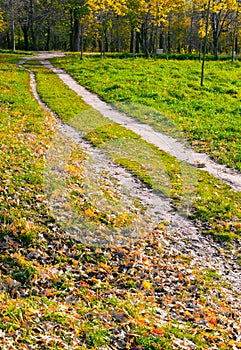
0,54,240,349
52,55,241,171
28,59,241,241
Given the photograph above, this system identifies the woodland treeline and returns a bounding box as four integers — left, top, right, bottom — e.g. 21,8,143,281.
0,0,240,59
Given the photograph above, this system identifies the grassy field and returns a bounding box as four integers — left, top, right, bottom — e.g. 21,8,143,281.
52,54,241,171
27,60,241,242
0,53,241,349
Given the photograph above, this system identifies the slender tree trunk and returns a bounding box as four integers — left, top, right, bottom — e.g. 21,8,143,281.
132,29,136,58
116,16,120,52
201,0,211,86
235,33,238,54
30,25,37,50
212,33,218,60
141,21,149,57
211,13,219,60
6,32,11,49
154,25,158,60
104,28,109,52
130,27,134,54
70,9,74,51
159,27,164,49
21,24,29,51
73,16,80,51
149,25,154,53
188,8,194,53
80,22,84,59
135,31,140,53
30,0,37,50
10,0,15,52
45,26,51,51
233,10,239,58
167,12,171,54
100,25,105,57
231,31,235,62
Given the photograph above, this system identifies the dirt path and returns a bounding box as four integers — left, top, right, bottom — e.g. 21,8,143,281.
19,53,241,293
22,52,241,193
42,58,241,193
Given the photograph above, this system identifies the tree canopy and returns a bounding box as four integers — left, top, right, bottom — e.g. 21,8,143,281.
0,0,240,58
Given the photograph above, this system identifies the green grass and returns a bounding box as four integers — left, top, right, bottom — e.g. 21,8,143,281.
25,63,190,201
26,59,241,241
51,54,241,171
1,53,241,349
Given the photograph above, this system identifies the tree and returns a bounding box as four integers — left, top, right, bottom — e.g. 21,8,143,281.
0,0,241,56
147,0,184,56
201,0,211,86
195,0,239,59
125,0,146,55
90,0,127,56
68,0,91,53
210,0,239,59
10,0,15,51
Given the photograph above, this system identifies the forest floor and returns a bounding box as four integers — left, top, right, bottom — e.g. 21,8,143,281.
0,52,241,349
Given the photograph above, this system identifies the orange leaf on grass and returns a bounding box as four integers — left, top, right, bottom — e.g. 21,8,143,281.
84,208,95,217
208,317,217,326
152,328,164,335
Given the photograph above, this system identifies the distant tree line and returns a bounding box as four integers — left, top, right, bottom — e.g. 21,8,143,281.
0,0,240,59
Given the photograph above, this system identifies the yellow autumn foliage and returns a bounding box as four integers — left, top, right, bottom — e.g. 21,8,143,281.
0,11,5,32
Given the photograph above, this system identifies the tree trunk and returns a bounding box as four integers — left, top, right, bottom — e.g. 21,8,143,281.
135,31,140,53
132,29,136,58
6,31,11,50
80,23,84,59
167,14,171,54
73,16,80,51
201,0,211,86
30,24,37,50
141,19,149,57
235,33,238,54
130,27,134,53
70,8,74,51
10,0,15,52
21,24,29,51
104,28,109,52
188,9,194,53
30,0,37,50
116,16,120,52
212,32,218,59
45,26,51,51
149,25,155,53
159,28,164,50
211,13,219,60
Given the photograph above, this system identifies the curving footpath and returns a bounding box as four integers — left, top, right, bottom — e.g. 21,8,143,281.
19,52,241,295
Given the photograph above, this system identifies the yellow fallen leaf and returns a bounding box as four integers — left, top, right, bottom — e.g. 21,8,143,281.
142,280,151,290
85,208,95,217
99,262,110,271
